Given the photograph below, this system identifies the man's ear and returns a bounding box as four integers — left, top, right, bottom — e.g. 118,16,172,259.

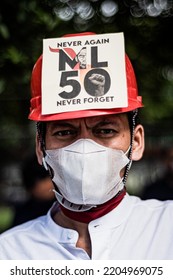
131,124,145,161
35,133,43,165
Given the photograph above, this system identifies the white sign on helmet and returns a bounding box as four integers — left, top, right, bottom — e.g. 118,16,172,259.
42,32,127,115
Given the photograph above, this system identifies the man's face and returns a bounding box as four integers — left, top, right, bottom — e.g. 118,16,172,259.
45,114,131,153
77,48,86,68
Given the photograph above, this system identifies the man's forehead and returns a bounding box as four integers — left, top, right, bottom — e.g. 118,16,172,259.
47,114,127,127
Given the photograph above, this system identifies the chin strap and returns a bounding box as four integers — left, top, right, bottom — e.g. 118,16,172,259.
53,187,94,212
123,109,138,184
59,188,126,223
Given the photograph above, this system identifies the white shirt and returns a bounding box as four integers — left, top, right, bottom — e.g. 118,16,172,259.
0,194,173,260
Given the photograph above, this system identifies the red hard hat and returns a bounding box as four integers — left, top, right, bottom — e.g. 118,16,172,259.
29,32,143,121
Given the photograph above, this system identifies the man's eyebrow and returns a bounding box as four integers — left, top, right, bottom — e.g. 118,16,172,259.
89,120,120,128
50,122,78,129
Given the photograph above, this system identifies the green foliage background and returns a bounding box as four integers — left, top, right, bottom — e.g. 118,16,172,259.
0,0,173,169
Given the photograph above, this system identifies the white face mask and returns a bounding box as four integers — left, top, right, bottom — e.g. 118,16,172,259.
43,139,130,212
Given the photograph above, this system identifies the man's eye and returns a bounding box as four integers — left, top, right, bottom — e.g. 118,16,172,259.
53,130,76,137
95,129,115,136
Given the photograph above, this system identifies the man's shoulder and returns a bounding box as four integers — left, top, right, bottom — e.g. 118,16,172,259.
0,215,46,241
0,214,53,260
128,194,173,215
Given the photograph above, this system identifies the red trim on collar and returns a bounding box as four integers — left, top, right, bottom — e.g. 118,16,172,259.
59,189,126,223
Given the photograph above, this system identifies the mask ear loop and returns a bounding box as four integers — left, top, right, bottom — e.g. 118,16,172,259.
123,109,138,185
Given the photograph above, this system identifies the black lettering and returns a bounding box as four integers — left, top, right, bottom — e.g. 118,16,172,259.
91,46,108,68
59,50,78,71
59,71,81,99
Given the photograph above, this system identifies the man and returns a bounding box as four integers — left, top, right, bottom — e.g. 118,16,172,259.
75,47,87,69
0,32,173,260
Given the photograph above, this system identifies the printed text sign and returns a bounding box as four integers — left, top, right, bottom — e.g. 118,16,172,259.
42,33,127,115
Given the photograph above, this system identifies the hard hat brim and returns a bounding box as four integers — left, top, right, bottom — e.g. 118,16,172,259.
29,97,143,122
